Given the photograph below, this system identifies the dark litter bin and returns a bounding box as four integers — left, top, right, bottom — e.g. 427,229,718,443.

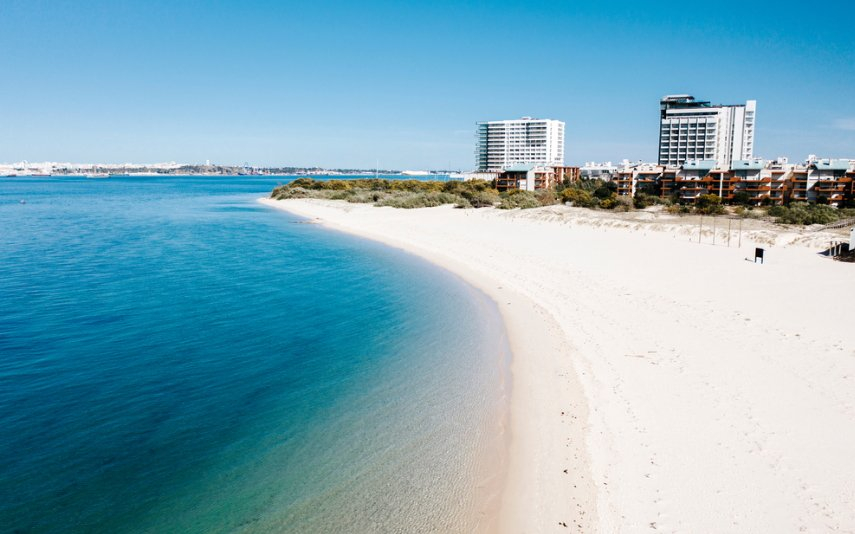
754,247,764,264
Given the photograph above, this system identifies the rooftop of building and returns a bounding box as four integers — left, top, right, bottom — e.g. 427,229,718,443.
582,161,617,169
660,94,752,111
660,95,712,109
503,164,537,172
731,159,766,171
681,159,718,171
809,159,851,171
477,117,563,125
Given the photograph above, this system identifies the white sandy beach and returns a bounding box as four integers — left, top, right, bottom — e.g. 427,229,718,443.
261,198,855,533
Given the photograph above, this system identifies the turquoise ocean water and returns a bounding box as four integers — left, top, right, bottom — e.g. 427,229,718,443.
0,175,509,532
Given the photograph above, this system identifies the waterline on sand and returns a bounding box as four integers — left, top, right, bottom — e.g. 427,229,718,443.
259,197,598,532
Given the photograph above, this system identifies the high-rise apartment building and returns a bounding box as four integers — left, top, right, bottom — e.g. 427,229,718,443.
658,95,756,169
476,117,565,171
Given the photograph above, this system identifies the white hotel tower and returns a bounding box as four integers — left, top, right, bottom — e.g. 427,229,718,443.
658,95,756,170
476,117,565,171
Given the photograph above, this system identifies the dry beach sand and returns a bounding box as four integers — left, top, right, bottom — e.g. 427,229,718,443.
261,198,855,533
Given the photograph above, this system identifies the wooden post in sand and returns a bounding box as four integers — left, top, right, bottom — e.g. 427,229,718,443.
738,218,743,248
712,217,717,245
727,218,732,247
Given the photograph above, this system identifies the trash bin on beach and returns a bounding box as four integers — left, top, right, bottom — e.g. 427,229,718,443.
754,247,764,264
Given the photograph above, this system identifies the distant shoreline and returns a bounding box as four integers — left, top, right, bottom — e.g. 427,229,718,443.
0,168,462,178
2,172,406,177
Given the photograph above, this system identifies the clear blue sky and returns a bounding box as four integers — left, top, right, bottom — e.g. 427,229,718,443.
1,0,853,169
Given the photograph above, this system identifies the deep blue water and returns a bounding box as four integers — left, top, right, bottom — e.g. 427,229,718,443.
0,176,508,532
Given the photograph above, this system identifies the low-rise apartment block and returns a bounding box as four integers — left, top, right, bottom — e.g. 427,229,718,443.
495,165,580,192
612,157,855,206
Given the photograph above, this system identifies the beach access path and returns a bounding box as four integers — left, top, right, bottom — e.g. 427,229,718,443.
261,198,855,533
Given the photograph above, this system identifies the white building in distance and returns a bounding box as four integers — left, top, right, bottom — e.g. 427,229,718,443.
658,95,756,170
476,117,565,171
580,161,620,181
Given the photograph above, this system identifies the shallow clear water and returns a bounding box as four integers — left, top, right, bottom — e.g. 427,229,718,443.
0,176,509,533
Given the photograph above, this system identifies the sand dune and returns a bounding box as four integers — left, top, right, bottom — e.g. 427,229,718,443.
261,198,855,533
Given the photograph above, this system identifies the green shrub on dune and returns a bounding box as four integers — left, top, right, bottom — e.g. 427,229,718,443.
535,189,559,206
271,178,508,209
561,188,598,208
344,191,380,204
695,194,726,215
498,190,540,209
271,178,855,219
324,180,353,191
464,190,500,208
598,197,617,209
387,180,444,193
375,192,463,209
633,192,657,209
271,186,311,199
768,203,843,225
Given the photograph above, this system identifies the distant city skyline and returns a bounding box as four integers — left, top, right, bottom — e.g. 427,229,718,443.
1,0,854,169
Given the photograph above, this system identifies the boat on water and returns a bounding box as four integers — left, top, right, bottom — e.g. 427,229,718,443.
400,170,431,176
86,173,110,179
